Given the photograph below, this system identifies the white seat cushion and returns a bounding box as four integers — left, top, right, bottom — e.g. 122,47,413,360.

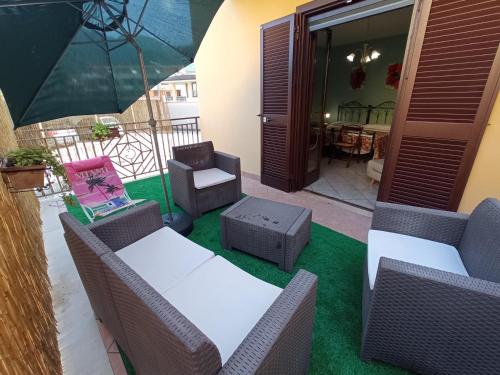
193,168,236,189
116,227,214,294
368,230,469,290
368,158,384,173
162,256,282,365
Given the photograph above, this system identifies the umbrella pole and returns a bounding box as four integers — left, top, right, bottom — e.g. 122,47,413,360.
134,44,174,222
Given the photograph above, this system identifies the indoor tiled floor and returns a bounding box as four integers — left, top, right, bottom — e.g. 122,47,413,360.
305,158,379,210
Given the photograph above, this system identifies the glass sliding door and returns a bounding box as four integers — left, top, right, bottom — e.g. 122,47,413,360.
305,29,332,186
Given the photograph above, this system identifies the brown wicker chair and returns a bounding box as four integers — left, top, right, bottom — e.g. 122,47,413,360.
167,141,241,218
60,202,317,375
362,199,500,375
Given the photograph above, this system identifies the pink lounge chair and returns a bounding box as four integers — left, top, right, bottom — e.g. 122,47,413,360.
64,156,144,222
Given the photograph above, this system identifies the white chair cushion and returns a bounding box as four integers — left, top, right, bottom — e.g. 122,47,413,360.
116,227,214,294
368,230,469,290
368,158,384,173
193,168,236,189
162,256,282,365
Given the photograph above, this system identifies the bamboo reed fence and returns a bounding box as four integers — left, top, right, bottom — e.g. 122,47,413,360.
0,91,62,374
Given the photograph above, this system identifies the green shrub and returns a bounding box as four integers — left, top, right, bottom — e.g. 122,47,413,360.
92,122,110,140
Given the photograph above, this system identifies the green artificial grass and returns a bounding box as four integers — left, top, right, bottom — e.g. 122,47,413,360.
66,174,411,375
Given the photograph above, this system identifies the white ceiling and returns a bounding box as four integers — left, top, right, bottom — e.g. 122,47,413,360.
325,6,413,46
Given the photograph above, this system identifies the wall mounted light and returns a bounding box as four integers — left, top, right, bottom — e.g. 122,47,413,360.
325,113,331,119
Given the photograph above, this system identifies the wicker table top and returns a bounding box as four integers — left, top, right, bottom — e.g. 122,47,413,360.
223,196,308,234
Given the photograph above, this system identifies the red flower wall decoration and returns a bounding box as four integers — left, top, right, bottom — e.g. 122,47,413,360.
386,63,403,90
350,66,366,90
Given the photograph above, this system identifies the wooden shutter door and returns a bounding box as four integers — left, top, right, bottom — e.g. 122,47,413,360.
380,0,500,211
260,15,295,192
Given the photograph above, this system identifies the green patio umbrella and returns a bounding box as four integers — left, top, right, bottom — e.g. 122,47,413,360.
0,0,223,233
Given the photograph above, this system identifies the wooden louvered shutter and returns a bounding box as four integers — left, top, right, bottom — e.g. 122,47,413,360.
380,0,500,211
260,15,295,192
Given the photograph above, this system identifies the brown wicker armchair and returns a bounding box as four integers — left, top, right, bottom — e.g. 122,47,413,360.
167,141,241,218
362,199,500,375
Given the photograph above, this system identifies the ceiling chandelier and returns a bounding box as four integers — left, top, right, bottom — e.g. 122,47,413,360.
346,43,381,64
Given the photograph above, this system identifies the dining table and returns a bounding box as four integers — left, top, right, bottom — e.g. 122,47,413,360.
325,122,391,159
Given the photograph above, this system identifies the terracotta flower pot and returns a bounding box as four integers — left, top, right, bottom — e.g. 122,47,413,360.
0,161,46,190
108,127,120,139
93,127,120,141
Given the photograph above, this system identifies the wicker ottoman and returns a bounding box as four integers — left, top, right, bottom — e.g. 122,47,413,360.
220,196,312,272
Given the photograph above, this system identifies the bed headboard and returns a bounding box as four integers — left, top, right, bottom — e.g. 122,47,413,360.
336,101,395,125
337,101,370,124
368,101,395,124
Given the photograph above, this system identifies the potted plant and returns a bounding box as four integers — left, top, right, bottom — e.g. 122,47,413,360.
1,147,65,190
92,122,119,140
108,126,120,138
92,122,110,141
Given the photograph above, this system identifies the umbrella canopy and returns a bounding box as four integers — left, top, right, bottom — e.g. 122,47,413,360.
0,0,223,231
0,0,222,127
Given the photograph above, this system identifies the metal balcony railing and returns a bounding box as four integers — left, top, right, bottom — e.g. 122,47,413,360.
15,116,201,197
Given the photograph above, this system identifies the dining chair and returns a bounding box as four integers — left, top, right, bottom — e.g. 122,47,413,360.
332,125,363,167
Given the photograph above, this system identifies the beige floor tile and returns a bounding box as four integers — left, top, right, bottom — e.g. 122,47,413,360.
108,353,128,375
97,321,115,351
242,175,371,243
41,197,114,375
107,341,120,354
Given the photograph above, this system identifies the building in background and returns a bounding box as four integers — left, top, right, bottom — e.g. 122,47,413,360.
20,64,200,137
152,63,199,119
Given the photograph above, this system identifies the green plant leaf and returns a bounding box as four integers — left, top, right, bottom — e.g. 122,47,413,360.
92,122,110,140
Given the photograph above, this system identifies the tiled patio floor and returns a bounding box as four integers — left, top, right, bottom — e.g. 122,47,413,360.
305,158,379,210
243,172,372,242
41,198,124,375
42,173,372,374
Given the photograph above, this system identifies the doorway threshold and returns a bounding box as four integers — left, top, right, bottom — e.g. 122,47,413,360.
304,189,375,212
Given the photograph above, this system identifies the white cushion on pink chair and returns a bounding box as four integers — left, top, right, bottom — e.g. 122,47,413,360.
368,230,469,290
193,168,236,189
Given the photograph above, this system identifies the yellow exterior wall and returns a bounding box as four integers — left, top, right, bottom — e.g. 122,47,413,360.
196,0,306,175
459,94,500,213
197,0,499,211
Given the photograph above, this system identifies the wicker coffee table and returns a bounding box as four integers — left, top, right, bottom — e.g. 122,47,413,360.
220,196,312,272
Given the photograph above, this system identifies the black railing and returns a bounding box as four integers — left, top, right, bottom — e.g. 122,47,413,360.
15,116,201,197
